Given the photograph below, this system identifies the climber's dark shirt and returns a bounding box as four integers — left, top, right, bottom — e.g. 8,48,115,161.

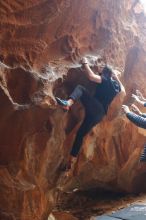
94,75,121,113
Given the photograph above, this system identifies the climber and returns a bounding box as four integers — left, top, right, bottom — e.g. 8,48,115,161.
122,90,146,162
56,57,125,176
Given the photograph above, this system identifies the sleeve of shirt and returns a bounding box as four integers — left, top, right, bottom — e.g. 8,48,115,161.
142,102,146,118
141,113,146,118
126,112,146,129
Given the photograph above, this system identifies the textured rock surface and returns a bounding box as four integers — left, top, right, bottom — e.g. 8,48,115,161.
0,0,146,219
48,212,78,220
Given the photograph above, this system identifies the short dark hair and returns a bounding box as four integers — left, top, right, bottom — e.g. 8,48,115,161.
102,65,113,77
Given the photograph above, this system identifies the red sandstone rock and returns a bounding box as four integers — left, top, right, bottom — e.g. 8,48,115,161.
49,212,78,220
0,0,146,219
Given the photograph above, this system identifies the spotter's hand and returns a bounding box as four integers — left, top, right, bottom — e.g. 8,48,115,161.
122,105,130,114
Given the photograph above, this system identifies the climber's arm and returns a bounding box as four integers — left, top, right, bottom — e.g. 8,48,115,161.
81,57,102,83
83,63,102,83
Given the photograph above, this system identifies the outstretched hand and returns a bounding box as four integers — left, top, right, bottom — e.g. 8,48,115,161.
131,104,141,114
122,105,130,114
136,90,143,99
132,94,140,102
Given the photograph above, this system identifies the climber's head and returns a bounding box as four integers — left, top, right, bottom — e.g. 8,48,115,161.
96,63,106,74
93,56,106,74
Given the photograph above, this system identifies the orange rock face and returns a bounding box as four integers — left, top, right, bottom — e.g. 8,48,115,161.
0,0,146,219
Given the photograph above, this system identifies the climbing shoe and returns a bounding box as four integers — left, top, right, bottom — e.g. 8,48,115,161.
55,97,70,111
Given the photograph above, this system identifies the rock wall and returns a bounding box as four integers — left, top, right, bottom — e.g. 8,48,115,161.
0,0,146,219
